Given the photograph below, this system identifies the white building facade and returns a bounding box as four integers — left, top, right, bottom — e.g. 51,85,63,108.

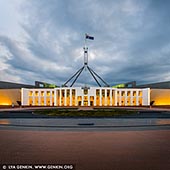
21,87,150,107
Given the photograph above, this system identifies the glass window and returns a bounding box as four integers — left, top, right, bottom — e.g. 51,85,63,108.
107,90,110,97
62,90,65,97
102,90,105,97
112,90,114,96
29,91,33,96
41,91,44,96
47,91,50,96
121,91,125,96
67,90,70,97
84,89,88,95
35,91,39,96
139,91,142,96
133,91,136,96
96,89,100,96
72,89,75,96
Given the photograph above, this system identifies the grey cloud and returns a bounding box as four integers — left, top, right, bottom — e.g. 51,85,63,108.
1,0,170,86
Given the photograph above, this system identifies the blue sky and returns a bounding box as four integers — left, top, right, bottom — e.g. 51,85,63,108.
0,0,170,86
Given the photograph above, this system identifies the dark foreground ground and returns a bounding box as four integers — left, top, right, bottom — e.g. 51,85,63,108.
0,129,170,170
0,109,170,170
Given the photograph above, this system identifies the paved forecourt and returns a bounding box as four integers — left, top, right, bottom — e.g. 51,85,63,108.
0,129,170,170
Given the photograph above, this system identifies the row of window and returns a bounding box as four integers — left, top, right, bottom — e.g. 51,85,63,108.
29,91,54,96
117,91,142,96
28,100,142,106
29,90,143,97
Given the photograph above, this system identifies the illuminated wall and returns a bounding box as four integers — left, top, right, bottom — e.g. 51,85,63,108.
0,89,21,106
2,88,170,106
21,87,150,107
151,89,170,105
21,88,55,106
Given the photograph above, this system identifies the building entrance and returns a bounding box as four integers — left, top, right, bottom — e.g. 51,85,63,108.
84,100,88,106
78,101,81,106
90,101,93,106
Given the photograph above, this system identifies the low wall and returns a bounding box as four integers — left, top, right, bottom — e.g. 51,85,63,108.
151,89,170,105
0,89,21,106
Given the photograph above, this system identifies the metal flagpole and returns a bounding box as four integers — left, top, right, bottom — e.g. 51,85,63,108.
84,34,87,87
63,33,110,87
84,34,88,67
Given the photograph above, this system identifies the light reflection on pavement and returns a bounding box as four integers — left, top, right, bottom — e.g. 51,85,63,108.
156,119,170,125
0,119,10,125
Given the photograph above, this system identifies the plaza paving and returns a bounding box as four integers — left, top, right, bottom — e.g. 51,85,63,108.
0,129,170,170
0,107,170,170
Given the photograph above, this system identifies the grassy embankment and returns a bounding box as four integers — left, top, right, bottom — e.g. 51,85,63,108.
35,108,136,117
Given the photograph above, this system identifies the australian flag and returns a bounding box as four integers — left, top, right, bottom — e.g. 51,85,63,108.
85,33,94,40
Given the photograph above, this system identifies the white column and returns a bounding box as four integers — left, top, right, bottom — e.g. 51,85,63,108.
32,91,35,106
54,89,57,106
99,89,102,106
38,91,41,106
143,88,150,106
64,89,67,106
94,89,96,106
38,90,42,106
136,96,139,106
105,89,107,106
136,90,139,106
145,88,150,106
88,94,90,106
110,89,112,106
21,88,29,106
114,90,117,106
125,91,127,106
44,90,46,106
70,89,72,106
59,89,62,106
119,91,121,106
130,91,133,106
50,91,52,106
21,88,24,106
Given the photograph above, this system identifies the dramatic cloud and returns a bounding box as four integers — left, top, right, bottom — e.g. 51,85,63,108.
1,0,170,86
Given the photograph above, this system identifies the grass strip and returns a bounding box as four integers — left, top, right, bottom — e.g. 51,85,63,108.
35,108,136,117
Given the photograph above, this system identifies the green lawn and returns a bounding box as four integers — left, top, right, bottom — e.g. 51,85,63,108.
35,108,136,117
